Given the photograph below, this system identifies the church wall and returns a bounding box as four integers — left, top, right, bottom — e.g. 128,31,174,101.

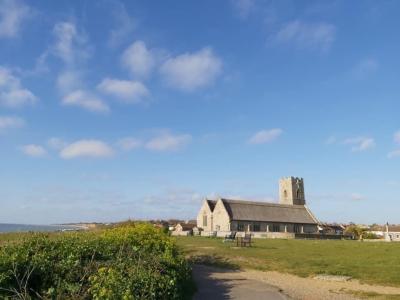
304,224,318,233
196,201,213,231
212,200,231,231
279,177,305,205
230,221,317,233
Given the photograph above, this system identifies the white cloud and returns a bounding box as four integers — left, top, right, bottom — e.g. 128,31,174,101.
52,22,88,65
325,135,337,145
117,137,142,151
343,137,375,152
0,0,31,38
56,70,83,93
275,20,335,51
143,188,202,206
0,115,24,131
388,150,400,159
352,58,379,79
60,140,114,159
0,89,37,107
0,67,37,107
97,78,149,103
160,47,222,91
394,130,400,145
108,2,135,47
351,193,364,201
47,137,67,150
117,186,204,219
145,132,192,152
21,144,47,157
51,23,105,113
231,0,255,19
62,90,109,113
248,128,283,144
121,40,155,78
388,130,400,159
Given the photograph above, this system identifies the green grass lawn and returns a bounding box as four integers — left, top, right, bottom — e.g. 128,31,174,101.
176,236,400,287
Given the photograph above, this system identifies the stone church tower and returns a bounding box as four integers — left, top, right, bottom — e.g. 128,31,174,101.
279,177,305,205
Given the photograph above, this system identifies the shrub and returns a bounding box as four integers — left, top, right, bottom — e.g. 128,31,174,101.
0,223,192,299
362,232,379,239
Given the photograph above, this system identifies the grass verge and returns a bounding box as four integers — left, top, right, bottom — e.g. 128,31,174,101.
176,236,400,287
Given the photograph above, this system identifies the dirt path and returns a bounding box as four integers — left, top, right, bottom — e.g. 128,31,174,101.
192,264,400,299
192,264,289,299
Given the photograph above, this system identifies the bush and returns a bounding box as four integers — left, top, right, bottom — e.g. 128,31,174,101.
362,232,379,239
0,223,192,299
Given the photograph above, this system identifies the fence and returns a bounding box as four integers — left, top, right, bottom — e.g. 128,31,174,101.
295,233,350,240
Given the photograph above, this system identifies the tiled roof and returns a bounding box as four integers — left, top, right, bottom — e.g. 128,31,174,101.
371,225,400,232
177,223,197,231
220,198,318,224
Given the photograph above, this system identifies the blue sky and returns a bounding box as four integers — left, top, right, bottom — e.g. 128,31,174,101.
1,0,399,225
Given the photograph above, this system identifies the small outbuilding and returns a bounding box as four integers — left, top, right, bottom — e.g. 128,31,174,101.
171,222,196,236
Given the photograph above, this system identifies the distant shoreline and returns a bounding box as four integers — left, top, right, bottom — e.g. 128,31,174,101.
0,223,87,233
55,223,101,230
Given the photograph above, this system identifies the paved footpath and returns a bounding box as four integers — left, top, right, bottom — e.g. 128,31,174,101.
192,264,289,300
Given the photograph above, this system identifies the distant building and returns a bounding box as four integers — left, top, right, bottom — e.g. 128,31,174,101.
171,222,196,236
174,223,196,232
369,224,400,242
319,223,346,235
197,177,319,236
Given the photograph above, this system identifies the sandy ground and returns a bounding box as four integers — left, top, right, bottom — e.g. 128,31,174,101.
192,264,400,299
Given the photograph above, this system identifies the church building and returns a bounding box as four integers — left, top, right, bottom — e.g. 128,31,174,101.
197,177,319,235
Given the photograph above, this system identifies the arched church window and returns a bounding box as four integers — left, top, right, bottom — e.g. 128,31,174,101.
284,190,288,198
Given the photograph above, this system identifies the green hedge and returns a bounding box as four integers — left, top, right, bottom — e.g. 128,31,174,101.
0,224,192,299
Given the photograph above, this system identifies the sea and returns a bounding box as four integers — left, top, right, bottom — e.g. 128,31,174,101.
0,223,82,233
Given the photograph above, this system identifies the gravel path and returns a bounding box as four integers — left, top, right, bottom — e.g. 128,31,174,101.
192,264,400,299
242,269,400,299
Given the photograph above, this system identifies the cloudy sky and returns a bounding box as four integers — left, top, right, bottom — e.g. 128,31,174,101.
1,0,399,224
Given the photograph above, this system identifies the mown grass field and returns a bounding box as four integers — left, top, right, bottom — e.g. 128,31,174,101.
176,236,400,287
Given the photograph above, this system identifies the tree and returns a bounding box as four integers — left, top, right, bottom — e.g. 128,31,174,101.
344,225,365,240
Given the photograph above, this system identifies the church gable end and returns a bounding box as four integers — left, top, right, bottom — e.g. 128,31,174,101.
211,199,231,231
196,199,214,231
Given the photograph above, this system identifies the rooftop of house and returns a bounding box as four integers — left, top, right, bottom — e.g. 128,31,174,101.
176,223,197,231
320,223,346,230
370,225,400,232
217,198,318,225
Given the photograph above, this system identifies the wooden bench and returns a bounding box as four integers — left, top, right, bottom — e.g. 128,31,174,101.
236,233,252,247
223,231,237,242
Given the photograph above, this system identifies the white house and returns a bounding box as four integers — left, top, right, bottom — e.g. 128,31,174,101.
370,224,400,242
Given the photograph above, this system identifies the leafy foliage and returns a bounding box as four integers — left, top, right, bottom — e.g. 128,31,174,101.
344,225,365,240
0,224,192,299
362,232,379,239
